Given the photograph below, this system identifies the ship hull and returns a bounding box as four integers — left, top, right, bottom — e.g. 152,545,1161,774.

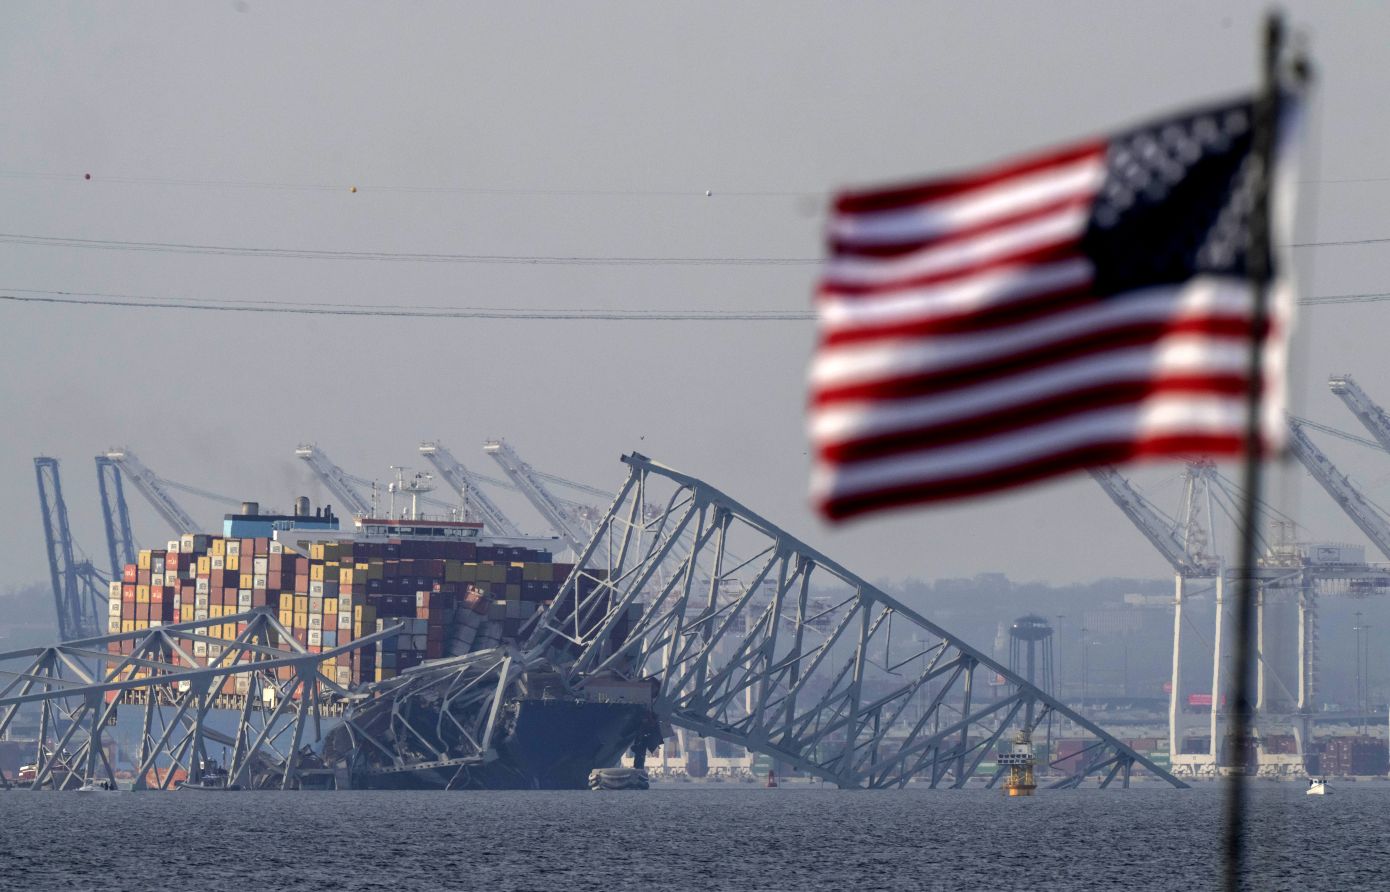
358,698,648,791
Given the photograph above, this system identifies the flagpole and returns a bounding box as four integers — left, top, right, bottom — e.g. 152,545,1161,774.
1223,11,1284,892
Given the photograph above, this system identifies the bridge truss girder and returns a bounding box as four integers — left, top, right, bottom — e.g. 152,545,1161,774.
525,453,1187,791
0,609,399,791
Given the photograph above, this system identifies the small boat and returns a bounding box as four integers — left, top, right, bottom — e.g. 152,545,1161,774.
75,779,121,794
1307,778,1331,795
176,758,241,792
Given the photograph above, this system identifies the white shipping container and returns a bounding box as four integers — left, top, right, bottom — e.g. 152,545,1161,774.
235,676,251,693
253,575,267,589
253,557,268,574
193,641,208,656
195,609,208,621
309,615,323,630
309,581,324,597
308,629,322,646
109,580,123,598
269,541,283,554
109,618,121,633
309,596,323,614
109,599,123,617
238,592,253,609
151,573,164,588
195,578,210,594
212,555,225,570
338,612,352,629
335,667,351,685
195,594,209,609
180,533,195,551
227,541,240,557
208,644,222,658
167,540,181,553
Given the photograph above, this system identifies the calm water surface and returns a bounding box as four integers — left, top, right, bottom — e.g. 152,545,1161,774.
1,781,1384,891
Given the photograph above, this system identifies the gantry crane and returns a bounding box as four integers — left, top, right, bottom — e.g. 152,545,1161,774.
94,455,137,579
418,442,523,537
482,439,598,556
34,458,108,641
101,448,203,534
1088,465,1221,578
1330,374,1390,455
1285,417,1390,562
294,445,374,517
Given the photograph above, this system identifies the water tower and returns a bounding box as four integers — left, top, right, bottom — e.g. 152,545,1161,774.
1008,614,1055,695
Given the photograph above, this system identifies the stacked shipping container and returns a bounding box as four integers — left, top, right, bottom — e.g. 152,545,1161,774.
106,531,589,693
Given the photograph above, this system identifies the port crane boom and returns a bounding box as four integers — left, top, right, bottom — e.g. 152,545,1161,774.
1330,374,1390,454
94,456,137,579
294,445,373,517
1088,466,1220,577
34,457,107,640
482,439,595,555
1285,417,1390,561
418,442,523,537
101,448,202,534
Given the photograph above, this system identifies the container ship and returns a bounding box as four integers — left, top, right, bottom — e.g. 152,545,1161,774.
106,498,654,789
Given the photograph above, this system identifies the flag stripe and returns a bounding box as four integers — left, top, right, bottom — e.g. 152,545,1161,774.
829,154,1105,246
811,338,1252,446
828,195,1093,260
814,395,1250,500
833,141,1106,214
821,210,1088,295
812,279,1258,393
819,374,1251,464
816,435,1247,520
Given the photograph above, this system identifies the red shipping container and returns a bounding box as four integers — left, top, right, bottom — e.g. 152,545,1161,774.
123,565,137,583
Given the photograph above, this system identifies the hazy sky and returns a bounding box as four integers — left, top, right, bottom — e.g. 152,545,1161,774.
4,1,1390,595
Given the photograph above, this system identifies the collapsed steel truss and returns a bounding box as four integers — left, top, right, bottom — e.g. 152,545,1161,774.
0,609,398,790
325,648,525,788
526,453,1187,790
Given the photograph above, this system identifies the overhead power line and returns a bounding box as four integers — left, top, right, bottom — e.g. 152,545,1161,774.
0,231,1382,268
0,233,818,267
2,286,1386,321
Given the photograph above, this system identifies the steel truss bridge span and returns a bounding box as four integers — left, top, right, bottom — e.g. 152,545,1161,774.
525,454,1187,790
0,609,401,791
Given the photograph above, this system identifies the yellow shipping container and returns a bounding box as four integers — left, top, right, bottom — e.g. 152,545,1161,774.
280,593,294,611
293,611,308,629
122,619,135,633
210,604,224,619
368,560,384,580
339,568,354,585
237,573,250,589
137,550,152,570
294,595,309,614
181,605,194,623
279,609,294,627
310,564,324,582
226,555,239,572
211,538,226,557
522,563,547,581
223,623,236,640
310,543,325,560
325,597,338,615
197,556,211,575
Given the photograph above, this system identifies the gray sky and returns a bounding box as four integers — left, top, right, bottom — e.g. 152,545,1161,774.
3,1,1390,594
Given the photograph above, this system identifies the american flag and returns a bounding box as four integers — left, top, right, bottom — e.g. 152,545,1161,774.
810,95,1299,521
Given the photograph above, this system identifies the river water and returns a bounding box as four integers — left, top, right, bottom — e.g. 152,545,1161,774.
0,781,1383,891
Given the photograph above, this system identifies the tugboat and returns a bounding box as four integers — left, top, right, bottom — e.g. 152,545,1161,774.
177,758,241,792
1306,778,1331,795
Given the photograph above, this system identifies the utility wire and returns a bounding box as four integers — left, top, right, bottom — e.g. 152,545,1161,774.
0,230,1385,267
1,285,1385,321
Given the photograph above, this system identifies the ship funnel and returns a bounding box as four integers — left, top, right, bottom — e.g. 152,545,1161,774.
241,501,259,516
294,496,311,517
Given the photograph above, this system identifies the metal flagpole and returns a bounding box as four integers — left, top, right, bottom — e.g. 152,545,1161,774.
1224,12,1284,891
